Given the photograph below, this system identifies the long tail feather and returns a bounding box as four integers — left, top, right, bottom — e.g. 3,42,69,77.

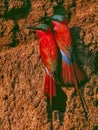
44,72,56,129
62,61,88,119
44,73,56,107
74,81,88,120
71,64,88,119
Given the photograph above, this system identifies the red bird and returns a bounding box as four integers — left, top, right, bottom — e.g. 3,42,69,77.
52,15,88,118
52,15,86,85
28,24,58,107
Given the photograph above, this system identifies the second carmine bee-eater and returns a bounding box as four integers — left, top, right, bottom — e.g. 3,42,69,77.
51,15,88,119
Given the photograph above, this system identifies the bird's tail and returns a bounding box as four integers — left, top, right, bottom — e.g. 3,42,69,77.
62,60,87,86
44,73,56,107
62,61,88,119
44,73,56,129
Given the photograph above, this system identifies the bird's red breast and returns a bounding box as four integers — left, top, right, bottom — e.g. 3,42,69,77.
36,28,58,74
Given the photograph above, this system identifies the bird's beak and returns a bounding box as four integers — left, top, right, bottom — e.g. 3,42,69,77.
26,26,37,30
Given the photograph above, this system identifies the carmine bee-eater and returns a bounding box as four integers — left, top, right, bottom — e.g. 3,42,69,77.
27,24,61,129
27,24,58,108
51,15,88,119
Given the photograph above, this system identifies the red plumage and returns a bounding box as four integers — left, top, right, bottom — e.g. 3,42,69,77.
44,73,56,100
36,27,58,106
53,19,72,48
36,28,58,73
52,19,87,85
52,16,88,119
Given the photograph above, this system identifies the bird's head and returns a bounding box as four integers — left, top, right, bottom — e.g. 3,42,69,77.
27,24,49,38
51,15,67,31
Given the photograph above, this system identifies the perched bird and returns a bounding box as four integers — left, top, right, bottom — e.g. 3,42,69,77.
51,15,87,85
51,15,88,119
27,24,64,129
27,24,58,108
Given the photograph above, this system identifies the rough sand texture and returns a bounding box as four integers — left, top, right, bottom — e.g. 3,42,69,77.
0,0,98,130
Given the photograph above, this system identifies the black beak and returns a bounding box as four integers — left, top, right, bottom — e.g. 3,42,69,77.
26,24,48,31
26,26,37,30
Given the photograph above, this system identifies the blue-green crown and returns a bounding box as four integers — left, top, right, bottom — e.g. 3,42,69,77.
52,15,64,22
